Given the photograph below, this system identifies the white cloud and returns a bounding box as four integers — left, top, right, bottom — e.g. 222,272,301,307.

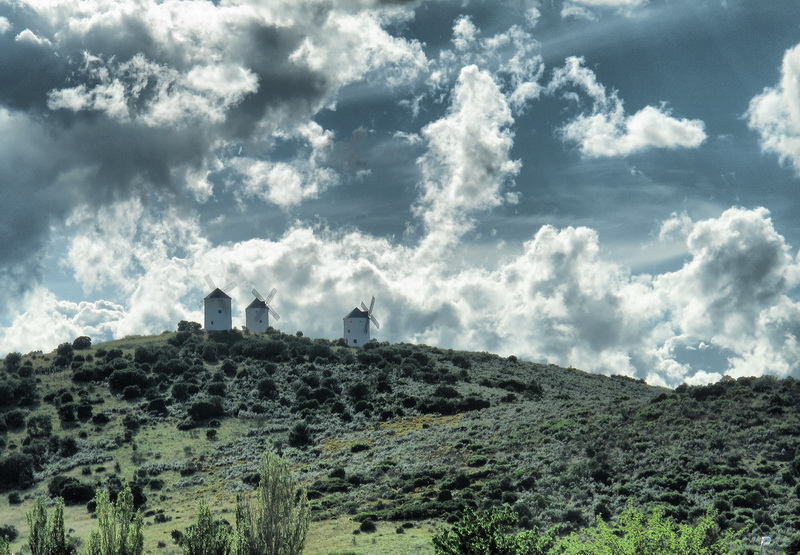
550,57,706,157
415,65,520,252
0,289,125,356
7,200,800,389
561,0,648,19
0,17,11,34
747,43,800,173
433,17,543,114
15,29,52,47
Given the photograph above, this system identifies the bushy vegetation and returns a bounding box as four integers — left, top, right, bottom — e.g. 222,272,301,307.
5,329,800,552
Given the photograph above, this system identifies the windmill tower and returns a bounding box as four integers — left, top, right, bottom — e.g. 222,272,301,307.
343,296,379,347
203,275,237,331
246,287,280,333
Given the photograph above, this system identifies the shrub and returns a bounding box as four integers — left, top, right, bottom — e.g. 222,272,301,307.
234,453,310,555
27,414,52,438
0,453,35,491
72,336,92,350
123,385,142,400
4,409,26,429
109,369,149,392
288,422,313,448
556,504,742,554
0,526,15,544
182,504,232,555
188,397,225,421
3,353,21,374
359,519,377,533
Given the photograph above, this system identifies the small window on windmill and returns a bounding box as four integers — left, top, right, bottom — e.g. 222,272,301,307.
353,339,357,344
218,309,222,314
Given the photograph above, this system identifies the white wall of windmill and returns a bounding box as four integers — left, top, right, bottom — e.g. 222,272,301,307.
343,315,370,347
204,297,232,331
246,306,269,333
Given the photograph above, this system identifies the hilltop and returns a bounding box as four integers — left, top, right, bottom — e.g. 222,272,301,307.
1,326,800,553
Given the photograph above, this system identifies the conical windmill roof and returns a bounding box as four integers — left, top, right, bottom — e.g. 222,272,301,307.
205,288,231,299
344,307,369,319
247,298,267,309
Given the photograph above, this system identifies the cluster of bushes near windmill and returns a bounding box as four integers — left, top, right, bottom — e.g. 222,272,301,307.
0,324,538,508
17,324,537,433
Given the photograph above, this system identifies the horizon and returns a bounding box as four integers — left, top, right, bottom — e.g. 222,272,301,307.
3,1,800,388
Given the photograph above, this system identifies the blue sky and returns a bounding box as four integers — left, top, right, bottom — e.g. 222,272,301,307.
2,0,800,387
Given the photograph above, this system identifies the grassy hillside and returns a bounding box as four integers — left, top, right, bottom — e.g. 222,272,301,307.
1,327,799,554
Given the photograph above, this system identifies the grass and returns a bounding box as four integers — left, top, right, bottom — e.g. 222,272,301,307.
304,517,437,554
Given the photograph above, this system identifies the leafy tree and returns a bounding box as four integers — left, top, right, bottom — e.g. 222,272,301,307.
177,321,202,334
54,343,74,368
0,453,35,491
83,485,144,555
234,453,310,555
182,504,232,555
3,352,21,374
27,497,71,555
557,504,741,555
433,506,554,555
72,336,92,350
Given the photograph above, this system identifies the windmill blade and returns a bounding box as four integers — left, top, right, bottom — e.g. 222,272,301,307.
222,280,237,292
268,306,281,322
364,319,369,334
252,288,265,302
204,274,216,291
264,287,277,305
369,296,375,314
361,301,370,314
370,314,380,329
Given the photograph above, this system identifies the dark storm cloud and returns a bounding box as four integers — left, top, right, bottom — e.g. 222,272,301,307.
0,1,374,309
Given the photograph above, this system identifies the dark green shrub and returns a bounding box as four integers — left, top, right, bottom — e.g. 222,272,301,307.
257,378,278,400
171,382,190,402
72,336,92,350
188,397,225,421
288,422,313,447
57,402,77,422
123,385,142,400
207,382,226,396
4,409,26,429
109,368,149,391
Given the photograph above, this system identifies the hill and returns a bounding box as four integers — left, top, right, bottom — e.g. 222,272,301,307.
1,327,799,554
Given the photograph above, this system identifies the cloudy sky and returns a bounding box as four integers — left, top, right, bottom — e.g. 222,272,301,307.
3,0,800,386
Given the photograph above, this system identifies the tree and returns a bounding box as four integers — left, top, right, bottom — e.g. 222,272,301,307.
72,336,92,350
433,506,554,555
3,352,21,374
83,484,144,555
177,321,202,334
182,504,233,555
556,504,741,555
27,497,71,555
234,453,310,555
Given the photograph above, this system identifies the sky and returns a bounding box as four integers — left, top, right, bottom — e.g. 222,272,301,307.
2,0,800,387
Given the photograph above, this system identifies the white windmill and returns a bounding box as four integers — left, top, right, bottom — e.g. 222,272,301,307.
246,287,280,333
343,296,379,347
203,275,237,331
